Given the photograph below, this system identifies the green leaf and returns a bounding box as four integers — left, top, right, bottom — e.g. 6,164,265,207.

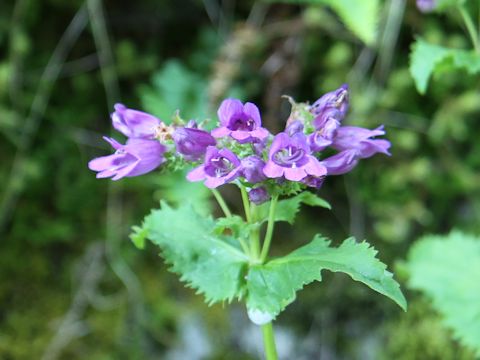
247,236,407,316
409,38,480,94
267,0,379,44
140,202,249,304
138,60,209,122
403,231,480,355
130,225,148,250
257,192,331,224
317,0,380,45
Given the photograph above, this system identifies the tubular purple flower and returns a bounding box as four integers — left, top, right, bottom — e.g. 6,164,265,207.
186,146,241,188
310,84,349,129
321,149,359,175
212,99,270,143
241,156,266,183
286,120,304,136
172,125,216,161
88,137,166,180
417,0,436,12
248,187,270,205
111,103,162,139
302,175,325,188
263,132,327,182
308,117,340,152
332,125,391,158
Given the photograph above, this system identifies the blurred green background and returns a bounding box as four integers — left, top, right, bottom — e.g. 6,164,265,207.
1,0,479,359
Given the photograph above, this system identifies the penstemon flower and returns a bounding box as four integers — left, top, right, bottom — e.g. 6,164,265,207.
89,85,405,360
212,98,270,143
88,137,166,180
111,103,164,139
263,132,327,181
186,146,241,188
172,122,216,161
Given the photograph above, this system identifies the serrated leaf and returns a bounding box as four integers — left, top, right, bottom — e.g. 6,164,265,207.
404,231,480,355
410,38,480,94
140,202,249,304
257,192,331,224
247,235,406,316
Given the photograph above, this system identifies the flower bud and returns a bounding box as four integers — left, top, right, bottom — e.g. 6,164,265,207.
172,126,216,161
241,156,266,183
248,187,270,205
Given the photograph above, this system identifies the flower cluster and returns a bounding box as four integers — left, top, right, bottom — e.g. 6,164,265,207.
89,85,391,203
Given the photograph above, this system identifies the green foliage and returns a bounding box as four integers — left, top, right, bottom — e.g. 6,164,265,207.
436,0,466,11
316,0,379,46
141,202,249,304
410,38,480,94
403,231,480,355
247,236,406,316
268,0,379,45
139,60,210,122
257,191,331,224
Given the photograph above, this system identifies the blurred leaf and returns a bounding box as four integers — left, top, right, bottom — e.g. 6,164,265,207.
139,60,209,122
410,38,480,94
436,0,466,11
139,202,249,304
130,225,148,249
257,191,331,224
317,0,379,45
153,170,212,216
247,236,407,316
404,231,480,356
270,0,379,45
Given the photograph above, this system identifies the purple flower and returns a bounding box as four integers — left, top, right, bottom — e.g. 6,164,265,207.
417,0,436,12
286,120,304,136
332,126,391,158
311,84,349,129
212,99,270,143
248,187,270,205
172,125,216,161
186,146,241,188
241,156,266,183
321,149,359,175
308,117,340,152
111,103,162,139
263,132,327,181
302,175,325,188
88,137,166,180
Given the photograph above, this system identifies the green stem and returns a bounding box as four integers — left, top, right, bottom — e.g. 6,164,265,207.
240,186,252,223
261,322,278,360
249,204,261,260
459,5,480,53
260,195,278,263
211,189,232,218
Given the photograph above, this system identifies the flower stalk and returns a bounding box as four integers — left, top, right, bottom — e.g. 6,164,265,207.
261,322,279,360
211,189,232,218
260,195,279,263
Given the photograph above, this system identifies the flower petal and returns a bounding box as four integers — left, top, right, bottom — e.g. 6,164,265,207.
186,166,207,182
284,167,307,181
217,99,243,126
263,162,284,178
